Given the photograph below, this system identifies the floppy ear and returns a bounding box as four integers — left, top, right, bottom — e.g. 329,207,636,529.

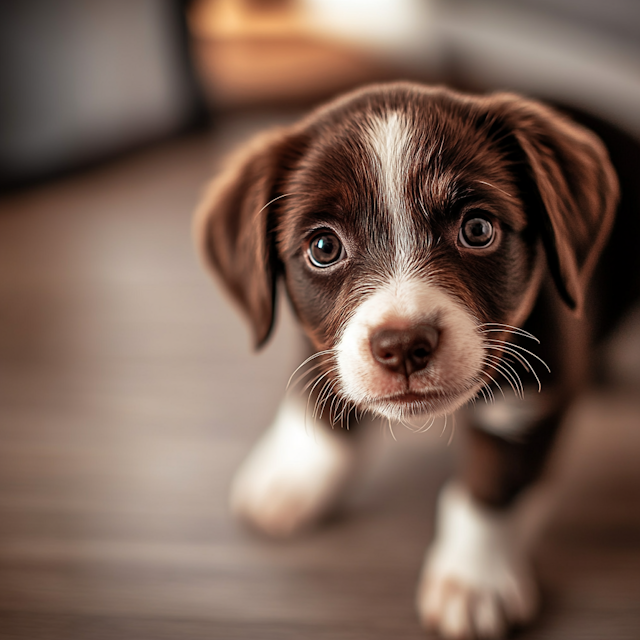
488,94,619,314
194,128,304,348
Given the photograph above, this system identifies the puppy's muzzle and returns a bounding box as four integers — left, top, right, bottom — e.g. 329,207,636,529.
370,324,440,378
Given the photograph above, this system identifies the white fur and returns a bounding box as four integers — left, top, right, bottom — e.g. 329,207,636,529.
229,395,358,537
335,276,484,419
417,482,538,639
366,112,415,267
473,392,549,441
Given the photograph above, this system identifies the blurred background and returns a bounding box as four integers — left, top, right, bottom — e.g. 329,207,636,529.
1,1,639,638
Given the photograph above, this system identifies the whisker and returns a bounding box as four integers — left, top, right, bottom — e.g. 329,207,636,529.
479,368,507,400
475,180,513,198
331,394,353,430
497,350,531,372
480,328,539,343
479,377,496,404
387,417,397,441
304,372,333,432
478,322,539,343
440,414,448,438
485,339,551,373
329,392,341,425
484,354,525,397
345,403,354,430
287,350,334,389
483,355,523,399
257,192,299,215
417,414,436,434
484,342,544,392
336,401,349,429
473,377,492,405
288,361,330,391
319,381,338,417
501,360,526,398
304,367,341,430
447,414,456,446
301,365,338,394
313,378,335,419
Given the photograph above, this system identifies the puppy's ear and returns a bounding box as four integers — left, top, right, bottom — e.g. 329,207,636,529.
489,95,619,313
194,128,304,347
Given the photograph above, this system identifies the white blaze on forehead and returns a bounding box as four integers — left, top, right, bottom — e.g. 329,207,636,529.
366,111,415,265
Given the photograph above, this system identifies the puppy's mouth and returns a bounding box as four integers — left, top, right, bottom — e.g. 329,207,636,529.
366,388,466,419
384,391,441,403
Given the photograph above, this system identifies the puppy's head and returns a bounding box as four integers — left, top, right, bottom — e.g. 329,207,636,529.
195,83,618,420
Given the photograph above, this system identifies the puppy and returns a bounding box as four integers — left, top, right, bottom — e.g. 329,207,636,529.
194,82,634,639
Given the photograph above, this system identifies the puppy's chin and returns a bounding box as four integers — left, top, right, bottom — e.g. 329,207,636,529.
356,383,482,422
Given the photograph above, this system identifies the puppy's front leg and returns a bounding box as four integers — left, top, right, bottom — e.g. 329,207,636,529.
418,481,538,640
417,397,569,639
417,285,589,638
230,394,360,537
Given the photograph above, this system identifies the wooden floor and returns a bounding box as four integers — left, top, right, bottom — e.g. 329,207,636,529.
1,119,639,639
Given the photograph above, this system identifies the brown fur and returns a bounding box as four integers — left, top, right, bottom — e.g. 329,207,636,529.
196,84,617,352
194,82,627,634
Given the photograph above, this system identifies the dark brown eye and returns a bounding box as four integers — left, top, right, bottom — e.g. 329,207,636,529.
459,216,495,248
308,232,344,267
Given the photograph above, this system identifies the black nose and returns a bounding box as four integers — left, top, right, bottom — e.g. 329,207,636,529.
370,325,439,377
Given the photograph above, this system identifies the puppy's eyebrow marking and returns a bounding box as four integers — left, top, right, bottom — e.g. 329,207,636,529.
475,180,513,198
366,111,414,268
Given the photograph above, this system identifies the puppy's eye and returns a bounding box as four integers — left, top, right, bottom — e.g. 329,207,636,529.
459,216,495,248
307,232,344,267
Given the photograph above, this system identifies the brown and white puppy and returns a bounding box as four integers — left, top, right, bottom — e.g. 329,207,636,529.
194,83,626,639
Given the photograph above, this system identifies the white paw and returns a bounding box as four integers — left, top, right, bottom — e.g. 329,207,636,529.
417,483,538,639
230,396,357,537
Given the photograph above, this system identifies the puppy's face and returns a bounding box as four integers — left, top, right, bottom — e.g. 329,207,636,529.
196,84,618,421
277,103,540,419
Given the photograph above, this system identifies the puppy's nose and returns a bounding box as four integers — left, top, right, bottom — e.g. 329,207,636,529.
370,325,439,377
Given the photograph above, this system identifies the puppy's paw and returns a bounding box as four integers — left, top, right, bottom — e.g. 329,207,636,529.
416,483,538,639
230,397,357,537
